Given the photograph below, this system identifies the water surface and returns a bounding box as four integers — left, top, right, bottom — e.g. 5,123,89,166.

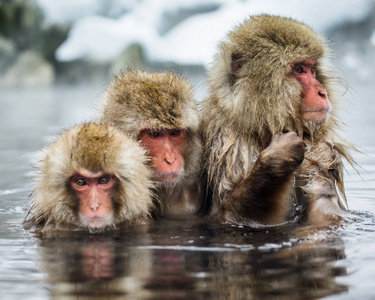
0,74,374,299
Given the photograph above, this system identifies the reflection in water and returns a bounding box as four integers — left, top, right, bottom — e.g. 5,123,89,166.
38,232,153,299
80,240,115,279
36,220,348,299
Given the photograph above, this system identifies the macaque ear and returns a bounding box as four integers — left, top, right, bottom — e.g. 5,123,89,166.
231,52,243,78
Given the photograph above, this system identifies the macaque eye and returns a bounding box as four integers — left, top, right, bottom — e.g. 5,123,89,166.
295,66,304,74
311,67,316,75
75,178,87,186
147,131,162,138
169,130,182,137
98,176,111,185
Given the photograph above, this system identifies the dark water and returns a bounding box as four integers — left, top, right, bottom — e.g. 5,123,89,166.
0,72,374,299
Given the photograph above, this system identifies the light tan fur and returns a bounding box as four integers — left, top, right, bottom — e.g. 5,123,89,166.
25,123,154,231
96,70,203,216
202,14,356,224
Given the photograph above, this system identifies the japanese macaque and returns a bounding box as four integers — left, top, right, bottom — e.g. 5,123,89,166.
25,123,154,232
202,14,355,226
96,70,203,217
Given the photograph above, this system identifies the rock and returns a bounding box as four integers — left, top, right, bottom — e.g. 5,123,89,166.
2,50,55,87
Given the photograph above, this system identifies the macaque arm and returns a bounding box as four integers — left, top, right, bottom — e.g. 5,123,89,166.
221,132,304,225
300,159,350,226
306,192,347,227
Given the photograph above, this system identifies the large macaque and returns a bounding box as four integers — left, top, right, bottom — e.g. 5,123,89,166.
25,123,154,232
202,14,355,226
96,70,203,217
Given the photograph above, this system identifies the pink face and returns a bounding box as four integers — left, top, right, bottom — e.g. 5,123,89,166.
70,168,116,229
292,60,331,124
139,129,186,184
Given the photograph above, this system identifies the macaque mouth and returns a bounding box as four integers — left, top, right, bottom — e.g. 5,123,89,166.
81,215,113,229
302,103,331,117
302,106,331,113
302,110,330,124
155,172,181,183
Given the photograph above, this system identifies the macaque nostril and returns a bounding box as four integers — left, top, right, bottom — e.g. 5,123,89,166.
318,91,326,98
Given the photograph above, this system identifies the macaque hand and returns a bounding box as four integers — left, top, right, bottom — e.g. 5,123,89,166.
260,132,305,175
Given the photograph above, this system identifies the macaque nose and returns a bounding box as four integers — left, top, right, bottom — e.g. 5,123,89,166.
316,82,331,110
164,139,177,165
89,189,101,211
315,80,328,99
164,151,177,165
89,201,100,211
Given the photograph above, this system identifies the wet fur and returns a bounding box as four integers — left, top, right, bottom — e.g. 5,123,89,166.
202,14,356,225
96,70,203,216
25,123,154,231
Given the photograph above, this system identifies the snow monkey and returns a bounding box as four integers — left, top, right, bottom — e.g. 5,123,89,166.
202,14,356,226
25,123,154,231
97,70,203,217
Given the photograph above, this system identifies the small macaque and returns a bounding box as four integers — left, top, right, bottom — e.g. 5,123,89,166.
25,123,153,232
202,14,355,226
96,70,203,217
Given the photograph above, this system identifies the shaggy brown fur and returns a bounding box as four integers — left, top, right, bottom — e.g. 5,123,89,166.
96,70,203,216
202,14,356,226
98,70,200,138
25,123,154,231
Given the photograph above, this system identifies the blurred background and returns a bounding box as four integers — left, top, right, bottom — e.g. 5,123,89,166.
1,0,375,88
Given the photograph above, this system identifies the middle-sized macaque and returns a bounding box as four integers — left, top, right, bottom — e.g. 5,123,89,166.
96,70,203,217
25,123,154,232
201,14,356,226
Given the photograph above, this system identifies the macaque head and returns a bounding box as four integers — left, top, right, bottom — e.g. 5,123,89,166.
98,70,202,186
27,123,153,231
211,14,338,140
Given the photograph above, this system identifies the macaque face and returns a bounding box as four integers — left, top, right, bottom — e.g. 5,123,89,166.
139,129,186,184
70,168,116,229
292,60,331,124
